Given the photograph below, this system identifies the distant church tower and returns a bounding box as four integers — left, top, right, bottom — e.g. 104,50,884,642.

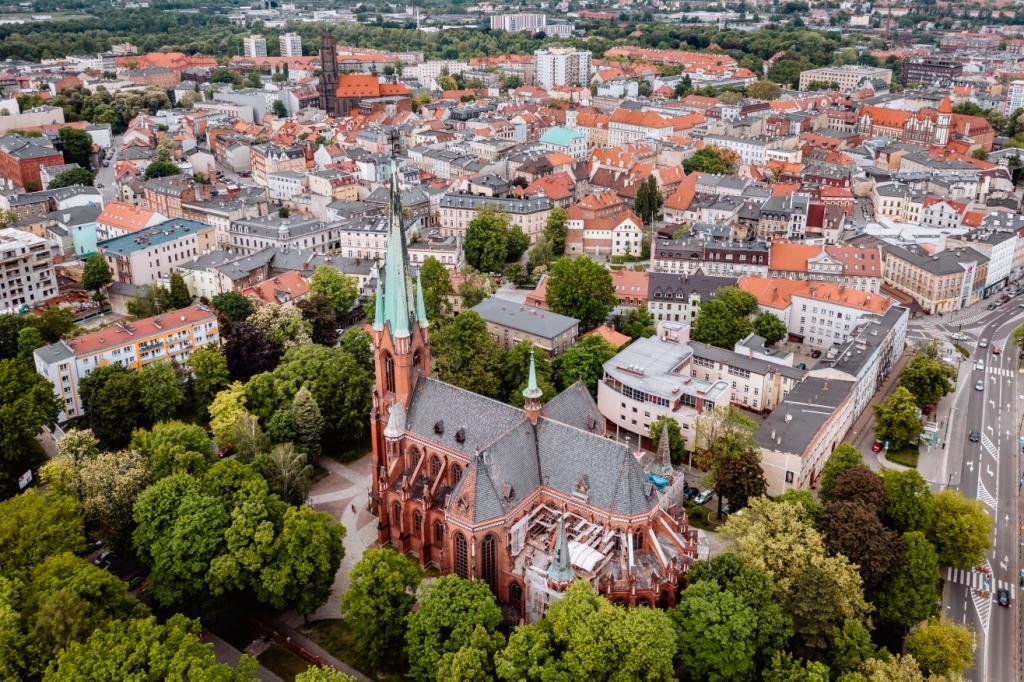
318,30,338,115
369,158,431,516
936,95,952,146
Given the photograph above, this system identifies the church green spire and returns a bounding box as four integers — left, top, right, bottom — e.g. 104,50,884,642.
372,276,384,332
415,271,428,327
381,158,411,338
522,348,542,401
547,513,574,586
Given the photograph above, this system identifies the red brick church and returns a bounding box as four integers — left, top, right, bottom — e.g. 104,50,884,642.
368,161,697,622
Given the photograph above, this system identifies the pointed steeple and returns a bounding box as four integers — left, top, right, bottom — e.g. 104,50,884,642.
547,513,575,588
652,423,673,478
522,348,543,424
372,277,384,332
382,157,411,338
415,271,428,328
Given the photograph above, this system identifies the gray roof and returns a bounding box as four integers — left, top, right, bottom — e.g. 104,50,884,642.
886,244,988,275
440,193,551,214
33,339,75,365
647,271,735,303
472,297,578,339
690,340,805,380
542,381,603,434
817,306,908,379
46,205,103,226
756,376,854,455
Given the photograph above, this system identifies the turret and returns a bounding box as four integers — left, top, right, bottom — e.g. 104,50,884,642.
522,348,543,424
547,513,575,590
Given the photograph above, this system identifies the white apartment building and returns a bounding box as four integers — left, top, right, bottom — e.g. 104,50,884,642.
490,13,547,32
919,199,966,230
438,193,552,242
98,218,214,287
279,32,302,57
534,47,591,90
1006,80,1024,115
0,228,57,312
702,135,771,166
243,34,268,58
267,170,307,201
797,65,892,92
404,60,470,88
33,305,219,421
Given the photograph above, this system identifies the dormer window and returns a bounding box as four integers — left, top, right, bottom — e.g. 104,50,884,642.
434,420,445,435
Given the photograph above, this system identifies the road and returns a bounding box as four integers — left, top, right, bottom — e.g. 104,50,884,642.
95,134,122,203
916,300,1023,682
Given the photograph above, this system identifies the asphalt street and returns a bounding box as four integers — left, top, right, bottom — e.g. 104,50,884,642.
915,300,1023,682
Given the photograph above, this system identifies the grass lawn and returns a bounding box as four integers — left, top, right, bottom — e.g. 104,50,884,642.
886,446,919,468
305,619,405,682
683,501,723,531
258,644,310,682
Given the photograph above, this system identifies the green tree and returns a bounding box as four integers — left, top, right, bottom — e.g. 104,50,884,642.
634,175,663,225
247,302,313,350
762,652,830,682
309,266,359,317
543,206,568,255
905,619,974,678
341,548,422,673
899,348,957,408
850,654,926,682
78,364,145,448
432,311,503,397
47,166,95,188
44,613,259,681
57,126,93,168
290,386,324,459
818,499,904,588
753,312,787,345
127,285,172,318
419,256,455,321
81,254,112,310
926,489,992,568
458,279,489,309
33,305,76,342
167,272,192,309
211,291,255,331
254,442,312,505
691,299,753,349
406,575,502,682
818,443,863,502
143,159,181,179
437,624,506,682
505,262,531,287
649,415,685,465
507,225,529,262
545,256,617,328
187,344,230,410
683,146,738,175
694,405,760,517
271,99,288,117
16,324,44,359
298,294,339,346
618,306,655,339
879,468,932,533
747,79,782,100
139,360,184,422
21,552,148,675
209,381,249,450
131,420,213,481
829,618,879,678
0,490,83,581
716,448,768,512
873,387,922,450
554,333,617,395
672,579,759,682
0,356,60,494
874,531,940,628
464,207,513,273
295,667,355,682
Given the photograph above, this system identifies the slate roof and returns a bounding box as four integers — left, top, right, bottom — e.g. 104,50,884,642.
472,297,578,339
542,381,604,434
756,376,853,456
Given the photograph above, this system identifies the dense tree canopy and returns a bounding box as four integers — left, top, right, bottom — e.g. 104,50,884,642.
47,166,95,189
78,364,146,449
0,490,83,581
873,387,922,450
545,256,617,328
818,444,863,502
0,356,61,493
873,531,940,628
905,619,974,678
926,489,992,568
464,208,526,273
554,333,617,395
309,266,359,317
432,311,503,398
899,347,957,409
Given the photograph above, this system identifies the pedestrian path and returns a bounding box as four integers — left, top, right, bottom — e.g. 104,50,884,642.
987,367,1016,378
945,567,1014,594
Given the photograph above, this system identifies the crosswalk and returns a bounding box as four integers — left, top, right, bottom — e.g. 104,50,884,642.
945,567,1014,594
986,367,1016,378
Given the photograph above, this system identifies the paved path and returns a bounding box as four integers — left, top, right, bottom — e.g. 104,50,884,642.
201,631,283,682
282,453,376,627
253,614,373,682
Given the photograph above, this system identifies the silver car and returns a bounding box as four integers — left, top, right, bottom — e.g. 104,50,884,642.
976,360,985,371
975,380,985,391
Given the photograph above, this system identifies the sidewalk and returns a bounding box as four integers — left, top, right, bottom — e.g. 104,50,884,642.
844,350,913,468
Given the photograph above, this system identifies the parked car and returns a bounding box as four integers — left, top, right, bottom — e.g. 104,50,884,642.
871,440,883,452
969,430,980,443
694,489,713,505
79,533,102,555
975,380,985,391
682,485,699,501
951,333,967,341
94,550,114,569
987,303,997,310
998,589,1011,608
126,573,146,590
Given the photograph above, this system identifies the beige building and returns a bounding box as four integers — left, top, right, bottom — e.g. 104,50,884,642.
882,244,986,314
438,194,551,242
472,297,578,355
798,65,892,92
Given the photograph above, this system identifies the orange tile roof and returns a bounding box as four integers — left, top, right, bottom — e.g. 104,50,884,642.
65,305,215,356
769,242,883,276
739,276,892,314
586,324,630,349
610,267,649,300
961,210,985,227
610,108,675,129
241,271,309,305
97,201,158,232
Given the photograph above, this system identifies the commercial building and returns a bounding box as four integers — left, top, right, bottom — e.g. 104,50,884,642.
243,34,268,58
490,13,547,32
900,58,963,89
689,337,804,414
98,218,215,287
798,65,892,92
534,47,591,90
472,297,579,355
279,33,302,57
768,242,884,293
438,194,551,242
33,305,218,421
0,227,57,311
882,245,987,314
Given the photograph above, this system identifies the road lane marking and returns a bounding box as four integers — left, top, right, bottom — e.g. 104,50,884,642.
977,477,998,509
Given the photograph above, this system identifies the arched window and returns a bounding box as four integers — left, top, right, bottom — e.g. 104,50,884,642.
413,349,422,370
454,532,468,579
634,531,645,550
430,455,442,479
413,511,422,534
391,502,401,532
451,464,462,486
434,520,444,543
509,581,522,608
384,352,395,393
481,534,497,592
408,447,420,468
